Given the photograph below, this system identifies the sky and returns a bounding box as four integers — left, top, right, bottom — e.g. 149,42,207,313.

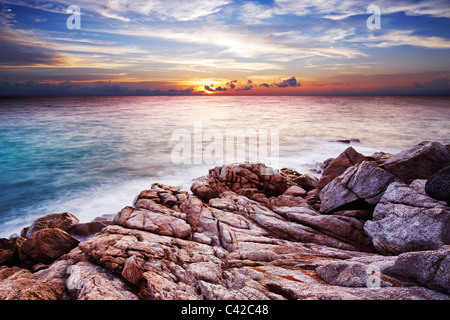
0,0,449,96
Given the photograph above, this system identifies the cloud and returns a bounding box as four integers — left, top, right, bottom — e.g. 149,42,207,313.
272,76,302,88
273,0,450,20
366,78,450,96
0,80,201,97
0,8,67,67
354,30,450,49
239,2,274,24
4,0,231,22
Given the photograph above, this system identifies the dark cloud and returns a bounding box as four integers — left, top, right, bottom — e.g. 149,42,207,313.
260,83,270,88
272,76,301,88
214,86,228,92
204,85,214,92
364,78,450,96
0,81,201,97
236,80,254,91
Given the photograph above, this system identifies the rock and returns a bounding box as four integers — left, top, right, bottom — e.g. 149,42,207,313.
0,267,64,300
316,249,450,298
210,192,372,252
3,144,450,301
316,255,400,288
382,141,450,183
191,163,288,203
113,206,192,239
292,174,318,191
19,228,79,265
25,212,79,238
332,209,373,220
364,182,450,255
191,181,215,202
0,238,19,266
92,214,115,222
384,246,450,294
305,188,321,207
317,147,367,189
280,168,301,184
366,152,394,165
319,178,361,214
135,189,160,204
68,221,113,241
68,261,140,300
270,195,308,208
319,161,398,214
283,185,307,197
335,139,360,144
426,166,450,204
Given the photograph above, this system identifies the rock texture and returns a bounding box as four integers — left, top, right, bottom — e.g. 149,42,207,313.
426,166,450,205
364,181,450,255
319,161,398,214
382,141,450,183
317,147,367,189
1,141,449,300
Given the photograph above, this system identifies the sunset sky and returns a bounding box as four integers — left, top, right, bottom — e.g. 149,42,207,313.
1,0,450,96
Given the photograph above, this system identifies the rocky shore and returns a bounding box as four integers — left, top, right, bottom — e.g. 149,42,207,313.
0,141,449,300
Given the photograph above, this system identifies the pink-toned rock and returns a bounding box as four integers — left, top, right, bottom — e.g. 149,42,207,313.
283,185,307,197
317,147,367,189
19,228,79,265
113,206,191,239
25,212,79,238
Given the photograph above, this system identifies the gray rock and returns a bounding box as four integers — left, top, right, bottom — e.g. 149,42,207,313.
320,161,397,213
382,141,450,183
364,182,450,255
384,246,450,294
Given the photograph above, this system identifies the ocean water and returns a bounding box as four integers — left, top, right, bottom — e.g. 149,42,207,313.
0,96,449,237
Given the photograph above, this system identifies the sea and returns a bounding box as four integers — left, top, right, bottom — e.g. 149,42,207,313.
0,96,449,237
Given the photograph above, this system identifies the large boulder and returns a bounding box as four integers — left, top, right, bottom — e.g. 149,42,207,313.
382,141,450,183
364,181,450,255
0,238,20,266
320,161,398,214
25,212,79,238
384,246,450,294
317,147,367,189
426,166,450,205
19,228,79,265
